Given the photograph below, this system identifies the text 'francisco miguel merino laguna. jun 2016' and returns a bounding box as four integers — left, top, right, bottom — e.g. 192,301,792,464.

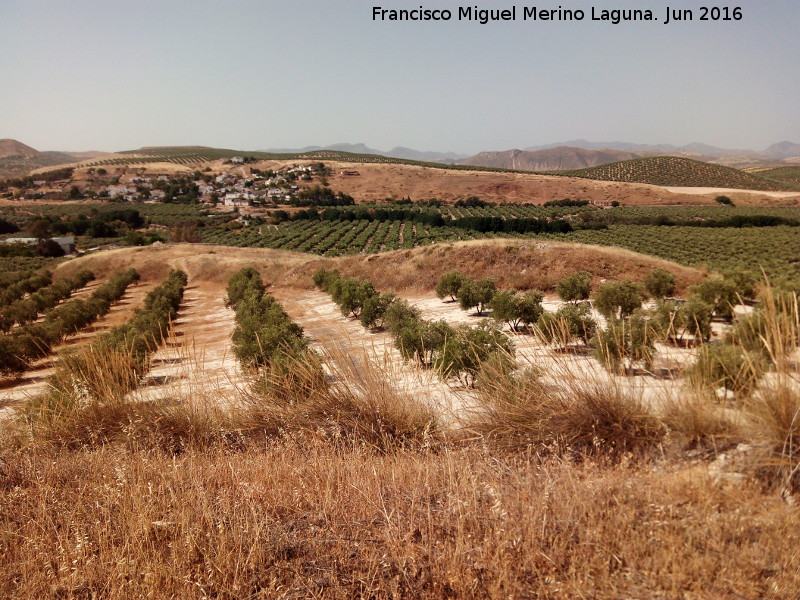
371,5,744,25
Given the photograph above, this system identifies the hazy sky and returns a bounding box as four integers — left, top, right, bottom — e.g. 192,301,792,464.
2,0,798,154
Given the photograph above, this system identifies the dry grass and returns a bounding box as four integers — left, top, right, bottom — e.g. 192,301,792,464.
661,392,743,451
1,443,798,599
239,347,442,452
257,158,800,206
466,361,666,457
300,239,706,294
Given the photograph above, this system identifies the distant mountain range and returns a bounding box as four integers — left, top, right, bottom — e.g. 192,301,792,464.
460,147,648,172
264,140,800,171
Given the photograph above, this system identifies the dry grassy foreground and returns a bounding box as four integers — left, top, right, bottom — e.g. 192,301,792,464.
1,441,798,600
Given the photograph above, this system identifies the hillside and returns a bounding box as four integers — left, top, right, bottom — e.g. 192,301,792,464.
52,240,706,295
748,166,800,190
0,139,41,159
763,141,800,159
561,156,788,190
0,139,108,179
460,146,646,171
2,241,798,599
271,159,800,206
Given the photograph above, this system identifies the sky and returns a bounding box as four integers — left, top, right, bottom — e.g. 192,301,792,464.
1,0,798,154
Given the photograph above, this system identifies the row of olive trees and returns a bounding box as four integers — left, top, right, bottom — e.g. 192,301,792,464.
96,269,187,374
434,266,769,382
315,268,513,387
0,268,140,377
0,269,52,308
0,269,95,333
226,267,308,370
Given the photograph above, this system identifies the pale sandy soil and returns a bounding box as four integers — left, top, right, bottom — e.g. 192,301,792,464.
134,283,249,405
662,186,800,200
662,187,800,204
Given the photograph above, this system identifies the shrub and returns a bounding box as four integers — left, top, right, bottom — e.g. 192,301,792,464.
689,278,739,320
536,303,596,349
227,268,306,370
435,320,513,387
383,298,421,334
394,319,453,366
312,267,340,292
557,271,592,304
723,268,757,301
692,343,764,397
643,268,676,299
457,277,496,316
490,289,543,331
435,270,466,301
593,314,660,374
651,298,713,343
330,277,377,318
359,292,396,331
225,266,264,308
594,280,645,320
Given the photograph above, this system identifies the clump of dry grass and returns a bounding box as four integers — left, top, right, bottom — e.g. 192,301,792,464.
466,360,665,457
239,347,441,452
661,391,743,451
737,285,800,491
745,382,800,492
11,344,235,453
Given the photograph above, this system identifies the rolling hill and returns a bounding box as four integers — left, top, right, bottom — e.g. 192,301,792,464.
560,156,788,191
0,138,108,179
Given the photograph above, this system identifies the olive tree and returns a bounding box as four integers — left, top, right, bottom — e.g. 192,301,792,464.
435,321,513,387
535,303,596,349
436,270,466,302
594,280,645,320
490,289,543,331
644,268,676,300
593,312,660,374
457,277,497,316
557,271,592,304
689,278,739,320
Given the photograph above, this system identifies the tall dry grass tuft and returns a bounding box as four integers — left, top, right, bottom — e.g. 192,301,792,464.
13,344,234,453
737,283,800,490
467,358,665,457
239,346,441,452
661,391,743,451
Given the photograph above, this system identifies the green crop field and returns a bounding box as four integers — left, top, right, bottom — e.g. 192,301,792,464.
558,156,789,190
5,200,798,280
539,224,800,281
198,204,800,280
